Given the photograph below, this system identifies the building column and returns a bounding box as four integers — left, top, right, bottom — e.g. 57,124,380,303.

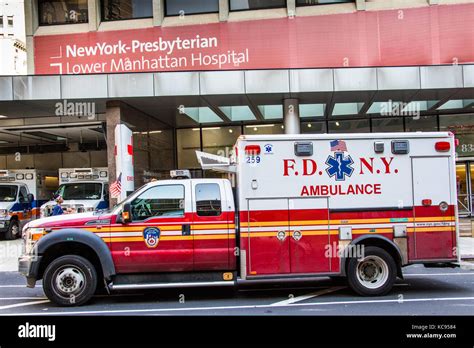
219,0,229,22
153,0,165,26
283,99,300,134
88,0,100,31
24,0,38,75
287,0,296,17
105,102,121,206
356,0,366,11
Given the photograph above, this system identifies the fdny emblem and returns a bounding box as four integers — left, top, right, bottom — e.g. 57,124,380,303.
143,227,160,248
326,152,354,181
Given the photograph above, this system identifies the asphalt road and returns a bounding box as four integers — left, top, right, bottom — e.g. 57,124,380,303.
1,264,474,316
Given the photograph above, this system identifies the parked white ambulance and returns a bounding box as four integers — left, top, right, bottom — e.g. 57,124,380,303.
0,170,57,239
40,168,109,217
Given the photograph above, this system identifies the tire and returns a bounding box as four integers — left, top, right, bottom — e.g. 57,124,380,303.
43,255,97,306
347,246,396,296
5,220,19,240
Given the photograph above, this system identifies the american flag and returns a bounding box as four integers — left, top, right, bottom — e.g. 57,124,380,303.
110,173,122,198
330,140,347,152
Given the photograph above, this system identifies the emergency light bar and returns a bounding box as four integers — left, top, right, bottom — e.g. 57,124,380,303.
170,170,191,179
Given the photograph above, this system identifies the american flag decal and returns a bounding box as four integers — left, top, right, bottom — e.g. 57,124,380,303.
110,173,122,198
330,140,347,152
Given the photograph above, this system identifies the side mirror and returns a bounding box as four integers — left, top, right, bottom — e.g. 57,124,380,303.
121,203,132,223
27,193,34,204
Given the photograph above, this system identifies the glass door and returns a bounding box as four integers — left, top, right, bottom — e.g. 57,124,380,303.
456,162,470,216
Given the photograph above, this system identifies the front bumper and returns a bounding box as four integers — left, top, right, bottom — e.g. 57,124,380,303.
18,254,42,288
0,219,9,233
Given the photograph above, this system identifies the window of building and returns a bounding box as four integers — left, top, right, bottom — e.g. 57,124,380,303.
165,0,219,16
39,0,89,25
405,115,438,132
0,16,4,28
195,183,221,216
440,114,474,157
243,124,284,134
301,121,326,134
202,126,241,158
328,119,369,133
102,0,153,21
230,0,286,11
177,128,201,169
7,16,13,27
131,184,185,221
371,117,404,133
296,0,354,6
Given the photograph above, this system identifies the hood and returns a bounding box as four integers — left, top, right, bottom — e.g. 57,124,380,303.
26,211,113,229
0,202,14,211
41,199,102,208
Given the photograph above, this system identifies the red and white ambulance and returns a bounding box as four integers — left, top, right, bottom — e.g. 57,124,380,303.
19,132,459,306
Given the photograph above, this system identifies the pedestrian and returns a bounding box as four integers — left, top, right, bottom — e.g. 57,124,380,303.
50,195,64,216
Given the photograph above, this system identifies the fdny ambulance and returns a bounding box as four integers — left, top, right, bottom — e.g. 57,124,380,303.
19,132,459,306
0,170,57,240
40,168,109,217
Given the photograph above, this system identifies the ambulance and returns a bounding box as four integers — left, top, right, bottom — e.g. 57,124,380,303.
40,168,109,217
0,169,57,240
19,132,459,306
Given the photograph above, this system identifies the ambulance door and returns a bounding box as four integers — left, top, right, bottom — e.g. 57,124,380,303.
247,198,290,275
192,181,230,270
289,198,331,273
110,182,194,273
412,157,456,260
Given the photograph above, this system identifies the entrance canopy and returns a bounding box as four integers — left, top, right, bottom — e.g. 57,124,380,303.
1,65,474,128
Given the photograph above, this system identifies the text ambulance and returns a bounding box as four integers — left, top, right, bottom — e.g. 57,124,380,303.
0,170,57,239
40,168,109,217
19,132,459,306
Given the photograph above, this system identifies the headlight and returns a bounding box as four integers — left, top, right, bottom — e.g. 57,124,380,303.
28,228,46,241
0,209,8,218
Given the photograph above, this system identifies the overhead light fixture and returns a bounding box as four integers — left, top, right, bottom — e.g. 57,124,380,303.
229,129,233,133
0,115,7,118
307,123,312,128
335,121,340,126
149,130,162,134
192,127,221,131
245,124,275,128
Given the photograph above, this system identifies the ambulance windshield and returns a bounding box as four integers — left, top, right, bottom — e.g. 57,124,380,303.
0,185,18,202
56,183,102,200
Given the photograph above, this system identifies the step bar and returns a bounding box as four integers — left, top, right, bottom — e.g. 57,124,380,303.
109,280,235,290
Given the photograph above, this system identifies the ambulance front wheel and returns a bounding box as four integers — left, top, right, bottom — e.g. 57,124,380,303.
5,220,19,240
347,246,396,296
43,255,97,306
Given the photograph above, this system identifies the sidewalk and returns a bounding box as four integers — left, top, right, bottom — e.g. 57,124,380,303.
460,237,474,259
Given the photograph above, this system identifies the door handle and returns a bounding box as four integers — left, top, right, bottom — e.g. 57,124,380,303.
182,224,191,236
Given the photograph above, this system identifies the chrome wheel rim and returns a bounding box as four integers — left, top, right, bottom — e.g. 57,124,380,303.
53,265,86,296
356,255,389,290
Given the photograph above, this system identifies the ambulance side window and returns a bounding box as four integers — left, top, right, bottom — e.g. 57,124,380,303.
131,184,185,221
19,186,28,203
195,183,221,217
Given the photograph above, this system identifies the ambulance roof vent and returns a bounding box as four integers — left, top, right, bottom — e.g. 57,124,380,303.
170,169,191,179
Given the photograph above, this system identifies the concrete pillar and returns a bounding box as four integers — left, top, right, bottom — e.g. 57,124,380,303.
105,103,121,206
153,0,165,26
219,0,229,22
283,99,300,134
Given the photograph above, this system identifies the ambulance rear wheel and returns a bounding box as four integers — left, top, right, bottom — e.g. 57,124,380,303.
347,246,396,296
43,255,97,306
5,220,19,240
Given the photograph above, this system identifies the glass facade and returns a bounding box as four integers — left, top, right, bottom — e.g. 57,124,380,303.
102,0,153,21
229,0,286,11
165,0,219,16
440,114,474,158
39,0,89,25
